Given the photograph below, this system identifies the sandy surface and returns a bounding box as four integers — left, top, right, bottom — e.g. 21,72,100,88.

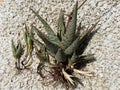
0,0,120,90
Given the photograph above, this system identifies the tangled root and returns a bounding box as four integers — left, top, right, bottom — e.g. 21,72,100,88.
37,62,86,90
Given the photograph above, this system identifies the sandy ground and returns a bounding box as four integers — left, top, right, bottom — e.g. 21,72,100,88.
0,0,120,90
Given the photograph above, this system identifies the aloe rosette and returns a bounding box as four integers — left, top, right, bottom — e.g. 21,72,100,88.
30,1,99,88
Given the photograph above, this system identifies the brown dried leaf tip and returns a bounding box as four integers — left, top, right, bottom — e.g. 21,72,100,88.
11,1,99,89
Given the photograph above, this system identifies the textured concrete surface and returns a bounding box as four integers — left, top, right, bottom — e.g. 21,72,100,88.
0,0,120,90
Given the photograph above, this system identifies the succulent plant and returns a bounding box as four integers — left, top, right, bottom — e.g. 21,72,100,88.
30,1,99,89
11,1,99,89
21,24,33,68
11,39,23,70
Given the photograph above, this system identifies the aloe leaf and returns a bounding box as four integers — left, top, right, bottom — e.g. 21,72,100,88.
11,40,23,60
55,48,66,62
68,53,95,69
76,22,82,37
27,30,33,50
27,36,33,53
23,30,28,46
32,38,56,57
76,30,97,55
24,25,33,54
36,46,49,63
78,54,96,63
32,25,58,55
79,20,99,43
74,54,96,69
68,52,77,67
16,41,23,59
65,21,99,55
30,8,60,45
57,10,66,40
60,2,78,50
64,36,80,55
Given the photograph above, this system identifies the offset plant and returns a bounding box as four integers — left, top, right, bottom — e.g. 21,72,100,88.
11,1,99,89
11,40,23,70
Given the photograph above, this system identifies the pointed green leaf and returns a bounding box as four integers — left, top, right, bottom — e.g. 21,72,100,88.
27,37,33,53
68,52,77,67
16,41,23,59
65,21,99,55
27,31,33,49
23,30,28,46
64,36,80,55
30,8,60,45
74,54,96,69
32,38,56,57
32,25,58,55
36,46,49,63
60,2,78,50
76,22,82,37
55,48,66,62
24,25,33,54
78,54,96,63
11,40,23,60
57,10,66,40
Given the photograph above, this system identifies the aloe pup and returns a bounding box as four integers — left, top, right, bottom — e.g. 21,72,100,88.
21,24,33,68
11,40,23,70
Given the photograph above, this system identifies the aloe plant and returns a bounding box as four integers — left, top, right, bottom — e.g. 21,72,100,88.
21,24,33,67
30,1,99,89
11,39,23,70
11,1,99,89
